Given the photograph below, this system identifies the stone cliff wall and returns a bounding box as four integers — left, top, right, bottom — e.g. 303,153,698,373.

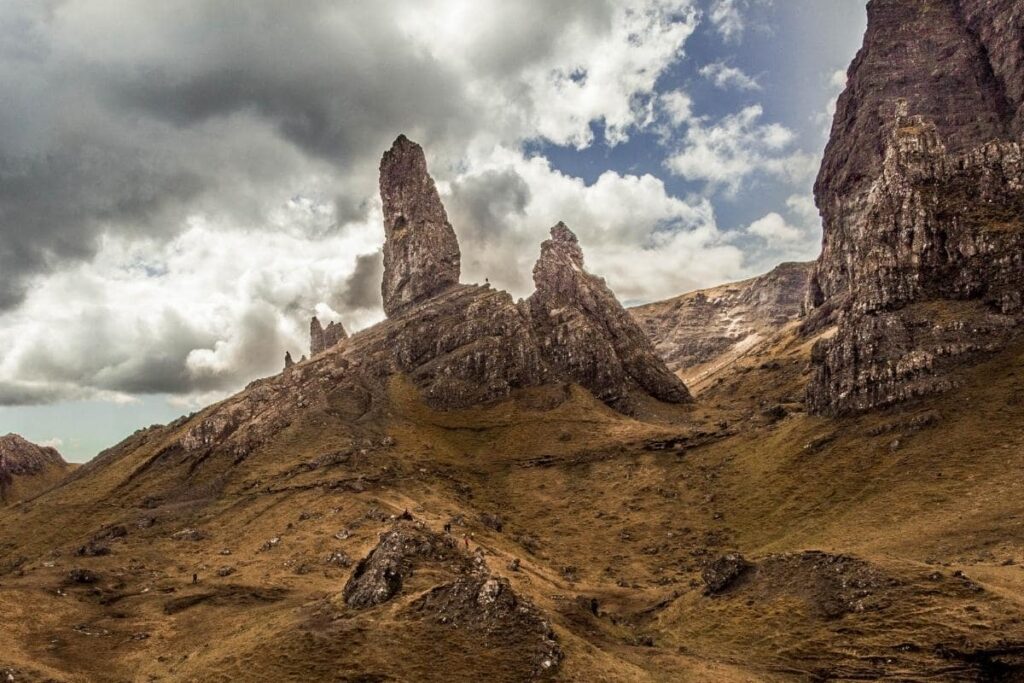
806,0,1024,415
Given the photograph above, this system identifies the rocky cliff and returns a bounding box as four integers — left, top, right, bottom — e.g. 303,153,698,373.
631,261,811,376
806,0,1024,414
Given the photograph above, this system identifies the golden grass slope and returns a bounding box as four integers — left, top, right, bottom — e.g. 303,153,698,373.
1,323,1024,681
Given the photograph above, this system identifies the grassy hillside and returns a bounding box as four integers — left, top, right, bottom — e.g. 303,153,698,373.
1,323,1023,681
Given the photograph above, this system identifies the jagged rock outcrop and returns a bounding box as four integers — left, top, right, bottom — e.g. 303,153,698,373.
631,262,812,374
284,351,294,369
380,135,461,317
528,223,691,408
151,137,689,472
805,0,1024,415
309,316,347,357
0,434,68,503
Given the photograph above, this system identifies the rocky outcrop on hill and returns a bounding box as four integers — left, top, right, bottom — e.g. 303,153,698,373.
344,521,563,677
294,136,687,414
805,0,1024,415
632,262,811,375
529,224,691,407
142,136,689,474
380,135,461,317
0,434,65,482
309,316,347,356
0,434,68,503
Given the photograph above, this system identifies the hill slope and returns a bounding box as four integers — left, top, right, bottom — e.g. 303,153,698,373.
0,433,70,505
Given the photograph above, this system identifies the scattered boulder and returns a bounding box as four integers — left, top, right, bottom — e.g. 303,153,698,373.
67,568,99,584
702,553,751,595
75,542,111,557
479,513,503,533
171,528,207,542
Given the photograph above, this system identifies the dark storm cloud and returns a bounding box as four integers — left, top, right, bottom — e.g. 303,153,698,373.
448,169,531,237
340,251,384,311
0,0,707,407
0,0,476,311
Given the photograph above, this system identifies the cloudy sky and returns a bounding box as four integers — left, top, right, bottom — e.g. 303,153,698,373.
0,0,867,461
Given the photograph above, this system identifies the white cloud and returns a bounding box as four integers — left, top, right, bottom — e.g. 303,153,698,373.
400,0,699,148
664,105,817,193
816,68,849,135
708,0,747,42
747,212,802,242
699,61,760,91
0,0,709,406
661,90,694,126
447,145,745,303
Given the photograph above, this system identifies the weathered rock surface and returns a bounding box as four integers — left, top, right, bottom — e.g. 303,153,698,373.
632,262,811,374
806,0,1024,414
702,553,751,595
410,574,563,677
816,0,1023,213
135,137,690,478
529,223,691,409
309,316,347,357
380,135,461,317
343,522,467,609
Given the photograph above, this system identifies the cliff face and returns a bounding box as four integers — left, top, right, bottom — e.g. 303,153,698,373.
806,0,1024,414
631,262,812,376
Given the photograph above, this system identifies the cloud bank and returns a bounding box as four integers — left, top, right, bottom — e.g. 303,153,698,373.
0,0,824,408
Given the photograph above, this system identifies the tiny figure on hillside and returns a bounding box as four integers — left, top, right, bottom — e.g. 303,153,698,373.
192,573,198,585
399,509,412,521
590,597,599,617
443,522,451,534
463,535,470,550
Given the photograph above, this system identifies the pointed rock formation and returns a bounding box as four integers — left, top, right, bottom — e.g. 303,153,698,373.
528,223,691,409
310,316,348,356
805,0,1024,414
284,351,294,369
380,135,461,317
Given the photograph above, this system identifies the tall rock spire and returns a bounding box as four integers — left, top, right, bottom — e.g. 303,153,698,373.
379,135,461,317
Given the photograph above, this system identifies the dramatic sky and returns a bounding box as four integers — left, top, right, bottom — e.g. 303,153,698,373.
0,0,867,461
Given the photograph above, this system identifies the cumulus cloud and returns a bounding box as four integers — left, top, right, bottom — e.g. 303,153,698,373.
664,105,818,194
708,0,748,42
699,61,761,91
747,212,802,242
0,0,723,407
446,146,743,303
